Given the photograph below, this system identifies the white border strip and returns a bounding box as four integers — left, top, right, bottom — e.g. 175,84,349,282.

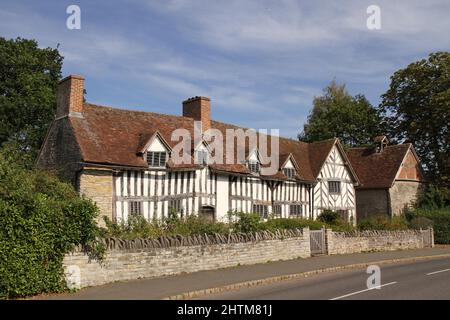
426,268,450,276
330,282,397,300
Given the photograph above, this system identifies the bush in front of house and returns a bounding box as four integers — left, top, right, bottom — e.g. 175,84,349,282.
263,217,325,231
102,212,229,239
0,146,103,299
357,215,409,231
405,208,450,244
101,210,359,240
317,209,355,232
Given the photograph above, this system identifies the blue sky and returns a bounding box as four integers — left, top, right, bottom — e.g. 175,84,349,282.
1,0,449,138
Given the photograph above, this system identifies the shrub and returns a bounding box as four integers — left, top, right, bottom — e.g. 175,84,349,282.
0,149,102,299
165,214,229,236
102,213,229,239
229,211,262,233
102,214,164,239
316,209,355,232
317,209,340,224
264,218,324,231
358,215,409,231
406,208,450,244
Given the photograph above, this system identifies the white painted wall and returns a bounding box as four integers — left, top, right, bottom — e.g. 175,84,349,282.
216,174,229,221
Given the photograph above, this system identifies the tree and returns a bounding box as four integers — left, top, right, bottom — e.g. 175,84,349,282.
0,37,63,163
299,81,381,147
378,52,450,187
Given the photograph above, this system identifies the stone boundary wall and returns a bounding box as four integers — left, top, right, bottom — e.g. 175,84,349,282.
63,228,311,289
326,229,431,255
63,228,434,289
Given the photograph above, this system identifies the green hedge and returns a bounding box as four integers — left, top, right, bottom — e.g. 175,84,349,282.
406,209,450,244
262,218,325,231
102,213,229,239
0,149,102,299
358,215,409,231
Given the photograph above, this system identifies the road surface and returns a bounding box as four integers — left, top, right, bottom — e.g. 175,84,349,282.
202,257,450,300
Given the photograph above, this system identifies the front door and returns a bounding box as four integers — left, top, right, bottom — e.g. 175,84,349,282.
200,206,215,223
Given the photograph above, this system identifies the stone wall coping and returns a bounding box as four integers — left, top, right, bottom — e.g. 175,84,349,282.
330,228,431,238
71,228,307,252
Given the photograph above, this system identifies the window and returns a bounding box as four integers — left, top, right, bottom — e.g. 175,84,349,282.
169,199,183,215
289,204,302,217
248,161,260,174
272,204,282,218
253,204,268,219
337,210,349,222
146,151,167,167
283,168,296,180
328,181,341,194
129,201,142,215
195,150,209,165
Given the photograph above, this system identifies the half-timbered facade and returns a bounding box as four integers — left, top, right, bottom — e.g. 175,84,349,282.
37,75,360,225
313,144,358,222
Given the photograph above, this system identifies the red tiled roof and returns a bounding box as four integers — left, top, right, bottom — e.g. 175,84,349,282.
346,144,411,189
70,103,345,183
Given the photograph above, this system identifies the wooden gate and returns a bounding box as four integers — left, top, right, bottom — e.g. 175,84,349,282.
310,229,327,255
421,227,434,248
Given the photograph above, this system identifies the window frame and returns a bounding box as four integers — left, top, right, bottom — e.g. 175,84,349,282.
195,149,209,165
146,151,168,168
129,201,143,216
253,204,268,219
289,204,302,217
328,180,341,194
248,160,260,174
169,199,184,216
283,168,296,180
272,204,282,218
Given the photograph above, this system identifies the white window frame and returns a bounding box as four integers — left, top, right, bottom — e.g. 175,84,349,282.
283,168,296,180
146,151,167,168
248,160,260,174
195,150,209,165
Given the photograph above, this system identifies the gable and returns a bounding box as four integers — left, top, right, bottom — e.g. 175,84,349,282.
396,149,424,181
147,135,168,152
318,145,355,182
247,148,260,162
283,158,295,169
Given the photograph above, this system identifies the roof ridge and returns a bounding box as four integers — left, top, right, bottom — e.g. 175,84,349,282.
84,102,192,120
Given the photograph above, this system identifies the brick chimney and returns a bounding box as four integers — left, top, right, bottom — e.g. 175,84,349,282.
56,75,85,118
182,96,211,132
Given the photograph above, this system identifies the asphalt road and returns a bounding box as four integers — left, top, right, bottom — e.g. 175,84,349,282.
202,257,450,300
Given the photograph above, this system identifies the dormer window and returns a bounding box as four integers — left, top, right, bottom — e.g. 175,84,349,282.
283,168,296,180
195,150,209,165
248,160,260,174
146,151,167,168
